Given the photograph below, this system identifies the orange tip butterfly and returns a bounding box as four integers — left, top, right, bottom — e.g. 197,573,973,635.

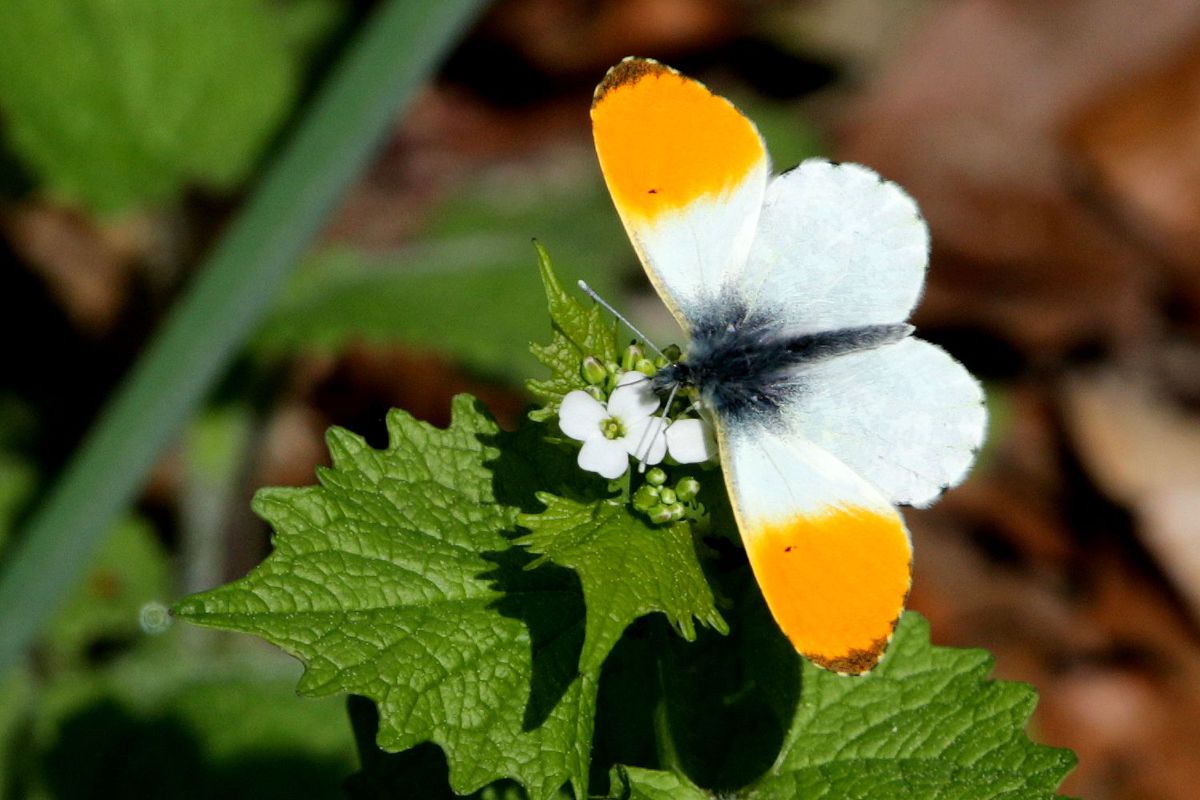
589,57,986,674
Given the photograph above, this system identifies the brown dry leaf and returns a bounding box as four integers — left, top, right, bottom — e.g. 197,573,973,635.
0,203,140,333
838,0,1200,355
911,466,1200,799
1067,37,1200,318
1062,368,1200,624
1056,547,1200,800
479,0,738,77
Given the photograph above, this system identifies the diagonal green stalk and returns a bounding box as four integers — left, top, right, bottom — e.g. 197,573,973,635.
0,0,488,672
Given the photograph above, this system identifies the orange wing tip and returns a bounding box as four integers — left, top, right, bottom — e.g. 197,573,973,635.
593,57,677,105
744,507,912,677
591,59,766,221
804,616,900,676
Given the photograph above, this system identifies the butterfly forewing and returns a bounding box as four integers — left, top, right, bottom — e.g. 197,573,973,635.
591,57,769,331
737,160,931,337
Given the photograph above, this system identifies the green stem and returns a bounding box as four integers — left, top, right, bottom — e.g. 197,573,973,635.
652,622,683,775
0,0,488,673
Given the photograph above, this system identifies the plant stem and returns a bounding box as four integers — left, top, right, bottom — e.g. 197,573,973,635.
652,621,683,775
0,0,488,673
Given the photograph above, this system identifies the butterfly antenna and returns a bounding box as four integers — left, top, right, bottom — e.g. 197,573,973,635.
637,381,680,473
577,280,668,359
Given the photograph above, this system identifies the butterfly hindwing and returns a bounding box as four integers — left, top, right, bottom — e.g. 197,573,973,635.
591,57,769,331
716,420,912,674
781,337,987,507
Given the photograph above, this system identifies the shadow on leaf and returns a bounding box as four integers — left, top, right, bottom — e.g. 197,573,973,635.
481,416,611,514
346,695,530,800
479,544,586,732
664,538,802,791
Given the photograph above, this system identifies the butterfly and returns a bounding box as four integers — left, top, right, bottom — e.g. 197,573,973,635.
589,57,986,674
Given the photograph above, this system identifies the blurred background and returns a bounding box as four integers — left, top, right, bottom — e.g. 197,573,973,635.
2,0,1199,797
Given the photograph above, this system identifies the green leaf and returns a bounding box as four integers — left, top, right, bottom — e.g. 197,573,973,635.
29,649,358,800
174,398,596,799
0,0,314,212
257,181,629,381
606,766,710,800
658,563,800,791
619,612,1076,799
346,695,540,800
0,0,489,676
517,494,726,662
527,243,620,420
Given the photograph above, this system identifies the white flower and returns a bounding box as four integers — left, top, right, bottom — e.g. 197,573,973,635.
665,417,717,464
559,372,667,479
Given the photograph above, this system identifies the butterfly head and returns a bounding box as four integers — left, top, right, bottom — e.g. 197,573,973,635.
649,359,692,398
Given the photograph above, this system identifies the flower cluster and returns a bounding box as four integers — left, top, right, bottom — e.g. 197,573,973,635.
632,467,701,524
557,343,715,493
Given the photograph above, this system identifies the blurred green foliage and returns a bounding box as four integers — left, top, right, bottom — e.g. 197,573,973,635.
0,0,341,212
257,180,629,378
44,518,169,667
14,649,356,799
257,100,822,381
0,444,357,798
0,2,866,791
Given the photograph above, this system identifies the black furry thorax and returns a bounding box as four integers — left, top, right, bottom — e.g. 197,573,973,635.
652,302,911,422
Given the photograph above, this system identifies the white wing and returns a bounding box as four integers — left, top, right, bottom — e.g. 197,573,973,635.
781,337,986,507
736,159,929,336
717,420,911,674
592,58,769,330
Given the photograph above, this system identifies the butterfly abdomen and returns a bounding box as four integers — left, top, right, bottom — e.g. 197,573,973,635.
667,315,913,421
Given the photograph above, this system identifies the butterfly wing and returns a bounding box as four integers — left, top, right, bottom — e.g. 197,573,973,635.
737,159,930,336
733,160,983,505
716,418,912,674
591,60,978,673
781,337,987,507
591,57,769,331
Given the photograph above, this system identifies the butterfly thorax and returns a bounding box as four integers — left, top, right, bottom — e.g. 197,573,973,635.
653,310,912,423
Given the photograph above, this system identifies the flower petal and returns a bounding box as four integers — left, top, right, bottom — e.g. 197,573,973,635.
607,372,659,421
558,390,607,441
623,416,668,465
666,418,716,464
579,437,631,479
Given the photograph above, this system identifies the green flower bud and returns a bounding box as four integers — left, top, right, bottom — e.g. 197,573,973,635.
632,484,660,511
662,344,682,362
658,487,677,505
668,503,686,521
581,356,607,385
675,477,701,503
622,343,644,372
645,467,667,487
585,385,605,402
647,504,673,525
635,358,657,377
604,363,621,392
